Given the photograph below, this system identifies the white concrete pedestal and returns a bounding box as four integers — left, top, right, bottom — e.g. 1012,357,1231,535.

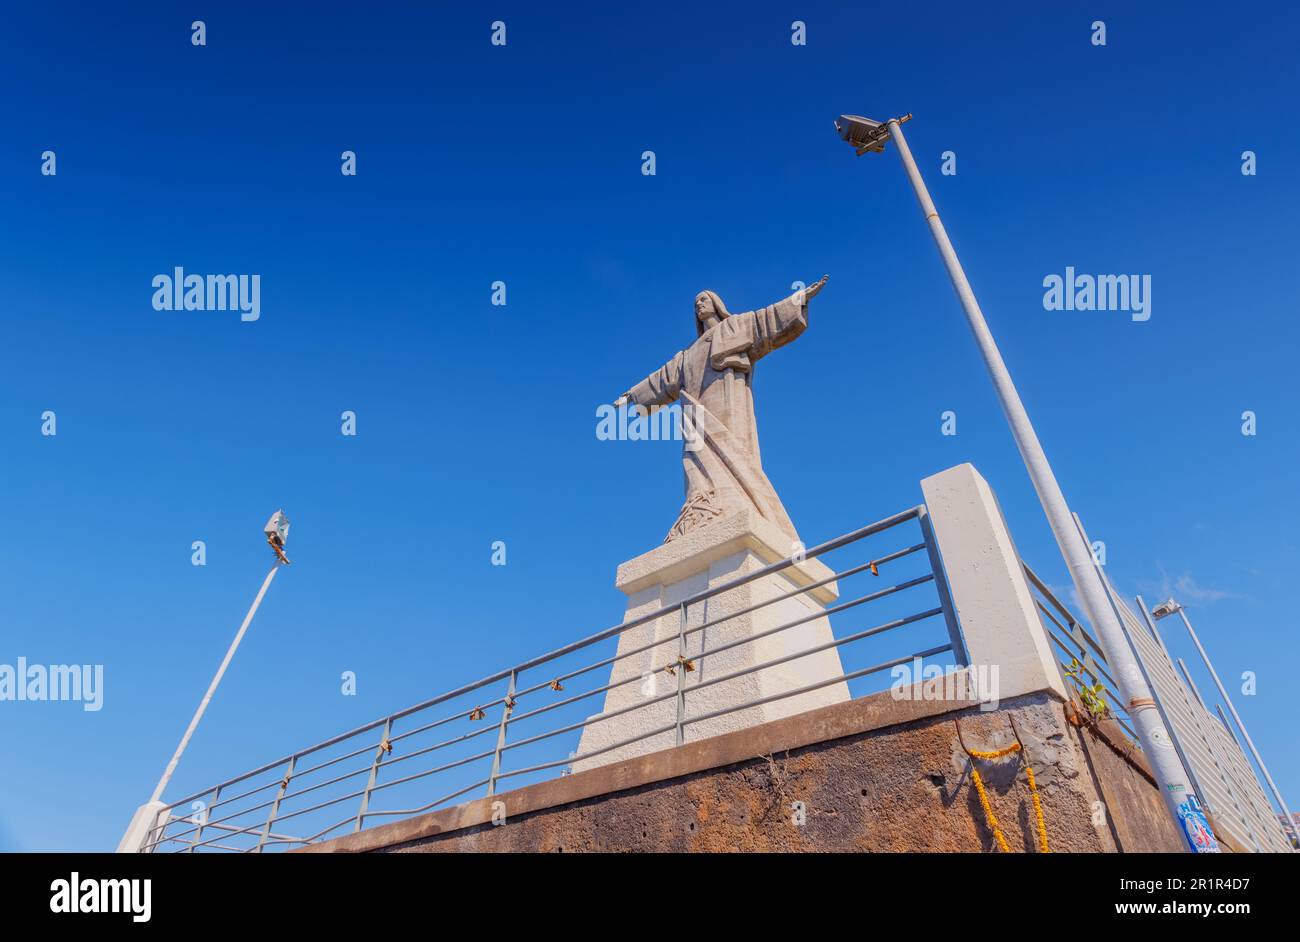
573,509,849,772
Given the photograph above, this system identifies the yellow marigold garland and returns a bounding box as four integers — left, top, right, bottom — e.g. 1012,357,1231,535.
967,742,1021,760
958,724,1051,853
969,766,1011,852
1026,765,1050,853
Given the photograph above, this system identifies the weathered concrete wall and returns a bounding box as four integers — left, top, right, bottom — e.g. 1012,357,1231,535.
304,681,1186,854
1066,708,1192,853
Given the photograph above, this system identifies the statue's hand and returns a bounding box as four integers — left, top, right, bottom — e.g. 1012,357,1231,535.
614,394,631,409
804,275,828,300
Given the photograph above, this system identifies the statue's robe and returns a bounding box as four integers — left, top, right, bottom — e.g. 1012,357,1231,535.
626,291,810,544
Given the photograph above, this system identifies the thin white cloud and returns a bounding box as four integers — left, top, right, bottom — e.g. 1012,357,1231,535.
1138,563,1237,607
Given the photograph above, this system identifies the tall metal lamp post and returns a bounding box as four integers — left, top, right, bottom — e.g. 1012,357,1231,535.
1151,598,1298,849
116,510,292,852
835,113,1218,851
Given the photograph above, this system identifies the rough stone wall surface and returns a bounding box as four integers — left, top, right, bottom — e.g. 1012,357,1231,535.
1067,712,1188,854
380,695,1118,853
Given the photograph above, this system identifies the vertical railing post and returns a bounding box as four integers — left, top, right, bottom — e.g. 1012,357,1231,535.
256,756,295,852
141,806,169,854
188,786,220,854
675,601,687,746
920,465,1069,703
353,722,391,834
917,505,968,665
487,671,516,796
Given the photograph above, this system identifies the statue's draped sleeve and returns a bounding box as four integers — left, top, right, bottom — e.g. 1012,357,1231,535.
743,291,809,361
707,291,809,371
627,349,685,408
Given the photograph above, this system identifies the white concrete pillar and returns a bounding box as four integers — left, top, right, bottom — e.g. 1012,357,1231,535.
116,800,168,853
921,464,1067,702
572,508,848,772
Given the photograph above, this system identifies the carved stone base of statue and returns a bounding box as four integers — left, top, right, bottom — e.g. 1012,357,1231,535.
571,509,850,774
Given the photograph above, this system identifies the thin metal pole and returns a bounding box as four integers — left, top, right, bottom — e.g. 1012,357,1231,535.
885,117,1215,851
1216,702,1292,848
1176,607,1297,848
258,757,295,852
187,785,220,855
1174,655,1264,850
150,562,283,804
1133,595,1252,848
355,720,390,832
487,671,516,796
675,602,688,746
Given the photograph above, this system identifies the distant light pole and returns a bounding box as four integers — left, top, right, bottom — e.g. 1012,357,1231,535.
118,511,292,852
149,510,291,804
1151,598,1297,849
835,113,1219,851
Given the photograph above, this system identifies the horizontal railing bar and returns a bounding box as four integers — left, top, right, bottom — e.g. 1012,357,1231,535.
272,761,384,808
274,738,388,785
235,784,370,833
505,673,626,728
509,541,928,707
161,798,279,845
381,716,502,767
682,542,929,641
505,573,935,733
246,815,357,850
196,778,286,817
499,720,682,780
684,643,955,729
176,815,293,853
387,696,507,747
360,778,492,820
501,513,931,713
501,639,954,782
692,574,935,666
165,753,384,844
1044,619,1119,692
500,606,944,759
668,607,945,709
1023,564,1109,662
498,679,688,754
501,506,925,681
163,816,305,843
367,745,497,795
1039,603,1121,691
194,749,363,820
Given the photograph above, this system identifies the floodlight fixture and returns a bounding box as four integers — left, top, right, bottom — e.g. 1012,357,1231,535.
1150,598,1183,620
265,509,291,564
835,113,910,155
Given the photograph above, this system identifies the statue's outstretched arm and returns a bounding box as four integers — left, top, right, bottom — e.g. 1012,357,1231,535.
801,274,828,302
748,275,829,360
615,349,685,411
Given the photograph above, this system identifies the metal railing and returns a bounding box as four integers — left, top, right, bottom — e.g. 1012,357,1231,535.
1022,563,1138,743
143,505,963,852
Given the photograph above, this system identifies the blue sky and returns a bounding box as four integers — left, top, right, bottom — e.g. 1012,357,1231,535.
2,1,1297,851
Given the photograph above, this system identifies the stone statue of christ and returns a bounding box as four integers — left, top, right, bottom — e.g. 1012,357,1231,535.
616,275,828,544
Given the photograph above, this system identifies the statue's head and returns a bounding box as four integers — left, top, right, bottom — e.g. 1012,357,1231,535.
695,290,730,336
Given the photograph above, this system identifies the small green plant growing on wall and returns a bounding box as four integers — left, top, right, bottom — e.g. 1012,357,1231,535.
1063,658,1109,718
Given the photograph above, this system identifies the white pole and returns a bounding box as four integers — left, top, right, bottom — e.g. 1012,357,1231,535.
885,117,1217,851
1176,607,1297,848
149,562,282,803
